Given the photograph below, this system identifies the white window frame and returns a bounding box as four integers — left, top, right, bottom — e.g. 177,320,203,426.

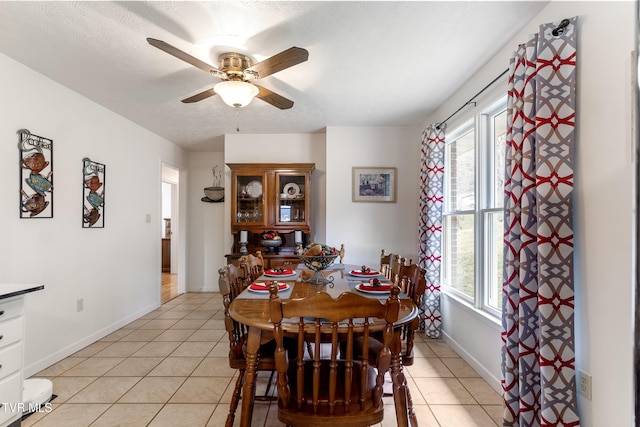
442,119,477,305
442,95,507,319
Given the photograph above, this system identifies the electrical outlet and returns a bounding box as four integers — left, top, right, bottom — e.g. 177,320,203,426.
578,369,592,400
76,298,84,313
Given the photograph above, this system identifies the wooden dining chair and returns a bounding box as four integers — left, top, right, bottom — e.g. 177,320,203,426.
356,263,425,366
391,255,414,284
218,265,277,427
380,249,395,279
239,250,264,282
337,243,346,264
394,263,426,366
268,285,400,427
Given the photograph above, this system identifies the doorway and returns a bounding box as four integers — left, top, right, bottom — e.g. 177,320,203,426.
162,164,180,303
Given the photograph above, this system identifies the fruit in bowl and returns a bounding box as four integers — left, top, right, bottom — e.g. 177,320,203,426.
260,231,282,253
303,243,337,257
262,231,281,241
298,243,339,271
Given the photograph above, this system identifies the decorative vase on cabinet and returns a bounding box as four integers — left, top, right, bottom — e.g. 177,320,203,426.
226,163,314,268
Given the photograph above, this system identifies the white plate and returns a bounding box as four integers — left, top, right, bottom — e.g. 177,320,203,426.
248,283,290,293
355,283,392,294
349,270,381,277
246,180,263,198
283,182,300,198
264,272,297,278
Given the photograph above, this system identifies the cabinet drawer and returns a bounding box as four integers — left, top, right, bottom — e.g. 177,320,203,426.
0,317,23,350
0,298,24,323
0,344,22,380
0,372,22,426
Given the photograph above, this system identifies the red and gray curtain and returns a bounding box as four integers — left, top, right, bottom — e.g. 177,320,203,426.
418,124,445,338
501,17,579,427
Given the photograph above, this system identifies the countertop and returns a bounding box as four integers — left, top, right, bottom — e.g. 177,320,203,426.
0,284,44,300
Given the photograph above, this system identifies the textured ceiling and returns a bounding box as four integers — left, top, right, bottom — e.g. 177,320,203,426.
0,1,548,151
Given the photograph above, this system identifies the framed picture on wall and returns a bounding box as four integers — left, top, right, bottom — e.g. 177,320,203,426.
352,167,397,203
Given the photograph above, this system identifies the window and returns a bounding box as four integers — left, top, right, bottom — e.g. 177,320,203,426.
442,97,507,316
443,124,476,300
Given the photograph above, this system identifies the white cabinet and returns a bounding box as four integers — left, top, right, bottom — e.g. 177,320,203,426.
0,297,25,427
0,284,44,427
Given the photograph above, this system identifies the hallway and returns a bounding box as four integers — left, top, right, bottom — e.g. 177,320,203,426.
161,273,179,304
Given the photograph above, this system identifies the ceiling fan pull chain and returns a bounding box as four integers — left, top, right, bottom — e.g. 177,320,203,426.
236,108,240,133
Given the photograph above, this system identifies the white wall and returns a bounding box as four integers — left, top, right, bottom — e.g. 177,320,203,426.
0,52,187,376
325,127,422,267
187,151,225,292
423,2,636,426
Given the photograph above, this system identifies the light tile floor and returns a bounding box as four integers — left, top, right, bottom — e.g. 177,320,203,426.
22,293,503,426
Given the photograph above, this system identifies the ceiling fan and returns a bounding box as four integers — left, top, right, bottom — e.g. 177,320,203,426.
147,38,308,110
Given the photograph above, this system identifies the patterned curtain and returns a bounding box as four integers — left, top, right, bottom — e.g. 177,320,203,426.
418,124,445,338
501,17,579,427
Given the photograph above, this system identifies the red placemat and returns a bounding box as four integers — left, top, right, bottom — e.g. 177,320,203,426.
357,283,392,291
249,282,289,291
265,268,294,275
350,270,380,276
355,283,393,294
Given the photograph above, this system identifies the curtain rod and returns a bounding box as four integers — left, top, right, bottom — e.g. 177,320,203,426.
435,68,508,130
435,17,572,130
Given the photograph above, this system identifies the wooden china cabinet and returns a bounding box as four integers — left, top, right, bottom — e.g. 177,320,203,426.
225,163,314,268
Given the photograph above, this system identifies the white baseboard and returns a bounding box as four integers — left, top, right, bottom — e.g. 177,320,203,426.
441,330,502,393
23,301,160,377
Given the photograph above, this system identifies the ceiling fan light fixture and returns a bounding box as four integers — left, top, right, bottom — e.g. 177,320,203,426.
214,80,259,108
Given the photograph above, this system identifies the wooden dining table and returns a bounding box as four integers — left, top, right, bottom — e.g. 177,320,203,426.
228,264,419,427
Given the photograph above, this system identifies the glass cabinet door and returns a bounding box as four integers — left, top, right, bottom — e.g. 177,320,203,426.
276,173,307,225
234,175,264,225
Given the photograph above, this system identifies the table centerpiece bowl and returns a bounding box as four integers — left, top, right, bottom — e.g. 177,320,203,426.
260,239,282,253
298,243,339,284
260,231,282,253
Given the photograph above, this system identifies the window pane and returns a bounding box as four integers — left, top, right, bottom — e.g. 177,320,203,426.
486,211,503,311
446,130,475,211
443,214,475,299
493,109,507,208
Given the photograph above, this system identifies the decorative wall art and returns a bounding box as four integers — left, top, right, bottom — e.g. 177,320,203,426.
202,165,225,203
18,129,53,218
82,157,105,228
352,167,397,202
